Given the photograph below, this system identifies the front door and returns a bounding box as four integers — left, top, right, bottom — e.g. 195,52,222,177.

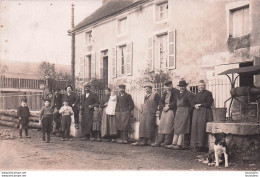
103,56,108,85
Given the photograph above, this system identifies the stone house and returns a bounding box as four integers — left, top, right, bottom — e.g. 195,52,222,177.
70,0,260,111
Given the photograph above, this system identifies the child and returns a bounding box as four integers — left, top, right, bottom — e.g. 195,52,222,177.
91,105,102,141
39,99,53,143
59,99,74,141
17,98,31,138
105,91,117,142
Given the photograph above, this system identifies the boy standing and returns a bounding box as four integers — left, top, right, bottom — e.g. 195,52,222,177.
59,99,74,141
39,99,53,143
91,105,102,141
17,98,31,138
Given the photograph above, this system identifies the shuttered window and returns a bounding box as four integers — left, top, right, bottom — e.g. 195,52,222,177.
79,57,84,79
126,42,133,76
230,6,249,37
91,53,96,78
147,37,154,70
168,30,176,69
111,48,117,78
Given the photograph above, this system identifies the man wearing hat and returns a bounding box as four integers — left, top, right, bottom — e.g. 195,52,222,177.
62,85,80,129
115,84,134,144
80,83,100,140
165,80,194,150
132,85,160,146
151,80,179,147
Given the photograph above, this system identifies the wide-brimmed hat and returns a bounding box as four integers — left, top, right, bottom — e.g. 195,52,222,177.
164,80,172,86
65,85,73,91
177,80,188,87
118,84,126,89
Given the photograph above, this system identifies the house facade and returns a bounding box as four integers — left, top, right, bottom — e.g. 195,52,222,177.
71,0,260,108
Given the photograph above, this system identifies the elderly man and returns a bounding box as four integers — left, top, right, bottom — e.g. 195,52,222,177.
115,84,134,144
62,85,80,129
81,83,100,140
132,85,160,146
151,81,179,147
166,80,194,150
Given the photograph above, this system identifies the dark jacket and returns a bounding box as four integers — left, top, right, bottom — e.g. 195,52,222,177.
115,93,134,112
52,93,62,109
62,92,79,107
17,106,30,118
194,90,213,108
81,92,100,112
159,87,179,112
100,94,110,109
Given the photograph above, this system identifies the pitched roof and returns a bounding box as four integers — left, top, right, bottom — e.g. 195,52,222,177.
71,0,148,33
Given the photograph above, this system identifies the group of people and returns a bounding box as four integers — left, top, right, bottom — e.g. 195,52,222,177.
18,79,213,152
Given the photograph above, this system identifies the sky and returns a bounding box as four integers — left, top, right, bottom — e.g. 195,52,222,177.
0,0,102,65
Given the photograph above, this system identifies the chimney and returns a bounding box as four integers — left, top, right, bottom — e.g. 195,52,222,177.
71,3,75,88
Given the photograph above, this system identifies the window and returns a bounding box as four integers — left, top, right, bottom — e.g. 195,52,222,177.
189,86,199,94
229,5,249,37
119,45,126,75
157,33,168,69
85,31,92,45
86,55,92,79
156,2,168,21
118,18,127,35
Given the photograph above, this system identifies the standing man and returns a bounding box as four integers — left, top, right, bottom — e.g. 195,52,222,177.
166,80,194,150
151,81,179,147
52,88,63,134
62,85,80,130
115,84,134,144
81,83,100,140
190,80,213,152
132,85,160,146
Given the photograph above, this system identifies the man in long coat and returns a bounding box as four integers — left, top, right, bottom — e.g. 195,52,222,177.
132,85,160,146
151,81,179,147
115,84,134,144
81,83,100,140
62,85,80,129
52,88,63,134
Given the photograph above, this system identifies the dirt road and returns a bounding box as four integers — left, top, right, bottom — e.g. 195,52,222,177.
0,125,259,171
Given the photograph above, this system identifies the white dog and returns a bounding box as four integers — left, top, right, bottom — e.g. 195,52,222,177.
208,134,229,168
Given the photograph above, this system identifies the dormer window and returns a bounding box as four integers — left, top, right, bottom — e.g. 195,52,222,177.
156,1,168,21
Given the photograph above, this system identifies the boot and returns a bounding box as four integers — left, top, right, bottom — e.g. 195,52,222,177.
25,128,30,138
61,131,65,141
19,129,22,138
97,132,101,142
46,132,50,143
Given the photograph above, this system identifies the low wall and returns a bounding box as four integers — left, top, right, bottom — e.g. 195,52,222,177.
207,122,260,161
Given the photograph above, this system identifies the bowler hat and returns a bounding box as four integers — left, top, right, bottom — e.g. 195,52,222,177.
84,83,91,88
65,85,73,91
118,84,126,89
177,80,188,87
164,80,172,86
144,85,153,89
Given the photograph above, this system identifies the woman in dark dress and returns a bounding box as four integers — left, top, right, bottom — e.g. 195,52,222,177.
190,80,213,152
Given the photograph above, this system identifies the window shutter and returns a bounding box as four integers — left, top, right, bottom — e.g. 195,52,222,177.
147,36,154,70
111,48,117,78
79,57,84,79
100,52,103,79
117,46,121,75
126,42,133,76
168,29,176,69
91,53,96,78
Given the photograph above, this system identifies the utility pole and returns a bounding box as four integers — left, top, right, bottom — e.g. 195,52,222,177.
71,3,75,88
